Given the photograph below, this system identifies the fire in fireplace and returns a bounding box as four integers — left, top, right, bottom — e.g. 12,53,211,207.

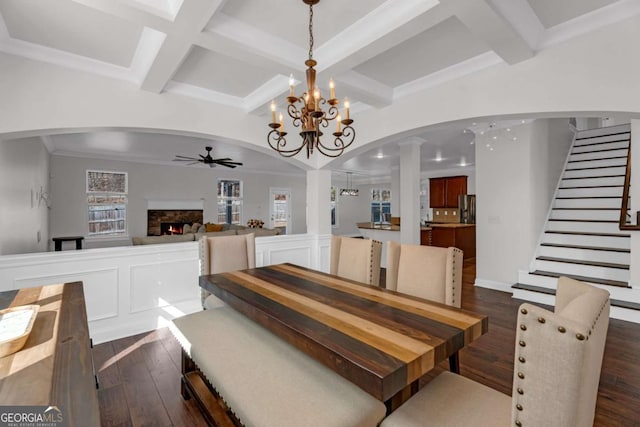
161,222,185,235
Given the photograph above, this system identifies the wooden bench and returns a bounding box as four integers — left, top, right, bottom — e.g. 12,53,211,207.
170,306,386,427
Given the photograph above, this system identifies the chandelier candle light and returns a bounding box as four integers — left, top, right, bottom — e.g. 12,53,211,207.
267,0,355,158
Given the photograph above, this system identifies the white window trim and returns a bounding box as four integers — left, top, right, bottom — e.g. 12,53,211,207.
87,170,129,238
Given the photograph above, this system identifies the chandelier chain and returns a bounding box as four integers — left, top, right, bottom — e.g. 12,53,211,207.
308,3,314,60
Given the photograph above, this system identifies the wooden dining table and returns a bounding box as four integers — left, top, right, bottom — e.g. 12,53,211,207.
200,263,488,410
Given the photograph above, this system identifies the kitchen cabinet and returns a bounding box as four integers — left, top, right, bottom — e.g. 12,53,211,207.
429,176,467,208
429,225,476,259
420,228,432,246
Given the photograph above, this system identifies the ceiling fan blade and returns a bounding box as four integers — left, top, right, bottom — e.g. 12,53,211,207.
218,163,238,168
212,158,232,162
215,160,243,166
174,155,199,160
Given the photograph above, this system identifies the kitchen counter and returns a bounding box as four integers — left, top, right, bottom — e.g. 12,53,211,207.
428,223,475,228
357,222,401,231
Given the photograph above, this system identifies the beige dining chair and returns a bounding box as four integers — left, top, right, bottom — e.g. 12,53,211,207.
330,235,383,286
380,276,610,427
385,241,463,308
199,233,256,310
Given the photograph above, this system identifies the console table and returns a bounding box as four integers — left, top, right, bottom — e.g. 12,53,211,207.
52,236,84,251
0,282,100,426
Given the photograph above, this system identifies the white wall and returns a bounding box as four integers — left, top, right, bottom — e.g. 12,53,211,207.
49,155,307,249
475,119,572,287
0,137,50,255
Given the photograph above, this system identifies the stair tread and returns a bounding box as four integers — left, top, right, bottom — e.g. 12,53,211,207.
572,138,631,149
529,270,629,288
552,207,620,210
548,218,618,223
536,256,629,270
540,242,630,253
555,196,622,199
571,147,628,155
562,175,625,180
575,131,630,141
565,165,626,172
558,184,623,189
512,283,640,310
567,156,627,163
545,230,630,238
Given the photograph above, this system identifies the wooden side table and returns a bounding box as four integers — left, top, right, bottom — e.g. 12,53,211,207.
52,236,84,251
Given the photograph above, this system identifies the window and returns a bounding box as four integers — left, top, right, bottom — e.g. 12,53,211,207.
87,170,127,237
330,186,338,228
217,179,242,224
370,188,391,223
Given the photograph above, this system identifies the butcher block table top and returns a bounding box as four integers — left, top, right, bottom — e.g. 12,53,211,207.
0,283,99,427
200,263,488,403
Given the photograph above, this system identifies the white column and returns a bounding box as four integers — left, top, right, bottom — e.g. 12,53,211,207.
306,170,332,235
390,166,400,217
629,119,640,287
399,138,423,244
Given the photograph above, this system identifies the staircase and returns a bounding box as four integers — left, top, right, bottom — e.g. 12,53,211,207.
513,124,640,321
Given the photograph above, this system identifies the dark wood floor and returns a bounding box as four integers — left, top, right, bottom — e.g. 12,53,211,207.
94,260,640,426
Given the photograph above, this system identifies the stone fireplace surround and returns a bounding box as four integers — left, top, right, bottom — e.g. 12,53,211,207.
146,200,205,236
147,210,203,236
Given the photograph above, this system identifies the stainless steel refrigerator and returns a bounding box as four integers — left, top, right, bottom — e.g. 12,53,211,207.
459,194,476,224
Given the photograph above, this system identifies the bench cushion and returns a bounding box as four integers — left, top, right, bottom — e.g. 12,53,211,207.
171,307,386,427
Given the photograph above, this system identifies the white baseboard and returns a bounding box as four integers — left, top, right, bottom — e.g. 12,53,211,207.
474,278,513,293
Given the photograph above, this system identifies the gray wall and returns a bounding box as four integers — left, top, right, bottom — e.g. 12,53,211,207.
0,137,50,255
49,155,307,249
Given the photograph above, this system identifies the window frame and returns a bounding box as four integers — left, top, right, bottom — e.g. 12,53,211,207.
217,179,243,225
86,170,128,238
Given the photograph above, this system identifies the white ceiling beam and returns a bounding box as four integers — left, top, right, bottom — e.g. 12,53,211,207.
139,0,226,93
70,0,173,33
319,2,454,78
453,0,533,65
334,71,393,108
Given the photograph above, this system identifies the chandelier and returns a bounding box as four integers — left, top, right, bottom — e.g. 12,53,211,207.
267,0,355,158
340,172,359,196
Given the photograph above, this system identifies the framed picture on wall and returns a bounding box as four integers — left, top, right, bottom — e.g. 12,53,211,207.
371,189,380,201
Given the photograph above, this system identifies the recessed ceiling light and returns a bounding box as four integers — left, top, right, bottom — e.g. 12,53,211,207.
492,136,497,140
472,122,477,126
470,140,475,145
375,152,384,159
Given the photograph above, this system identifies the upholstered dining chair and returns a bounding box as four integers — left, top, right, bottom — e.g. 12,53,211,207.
199,233,256,310
385,242,463,308
330,235,383,286
380,276,611,427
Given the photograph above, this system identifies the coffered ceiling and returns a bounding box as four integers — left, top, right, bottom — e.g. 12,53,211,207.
0,0,636,179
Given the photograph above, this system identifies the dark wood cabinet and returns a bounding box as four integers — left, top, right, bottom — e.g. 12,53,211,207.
429,225,476,260
420,229,432,246
429,176,467,208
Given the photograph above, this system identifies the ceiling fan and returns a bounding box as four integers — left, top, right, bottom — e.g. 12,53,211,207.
173,146,243,169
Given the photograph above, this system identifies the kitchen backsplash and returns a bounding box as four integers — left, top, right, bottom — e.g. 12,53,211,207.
432,208,460,223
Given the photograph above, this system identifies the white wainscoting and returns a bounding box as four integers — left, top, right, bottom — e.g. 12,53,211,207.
0,233,331,344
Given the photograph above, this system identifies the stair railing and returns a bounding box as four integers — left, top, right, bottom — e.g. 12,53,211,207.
620,141,640,230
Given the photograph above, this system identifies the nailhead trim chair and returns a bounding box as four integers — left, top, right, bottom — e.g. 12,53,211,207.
385,242,463,308
198,233,256,309
330,235,383,286
380,276,610,427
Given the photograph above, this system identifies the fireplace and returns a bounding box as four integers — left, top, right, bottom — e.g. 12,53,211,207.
160,222,184,235
147,209,203,236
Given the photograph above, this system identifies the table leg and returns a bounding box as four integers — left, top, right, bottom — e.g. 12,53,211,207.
385,379,419,415
449,351,460,374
